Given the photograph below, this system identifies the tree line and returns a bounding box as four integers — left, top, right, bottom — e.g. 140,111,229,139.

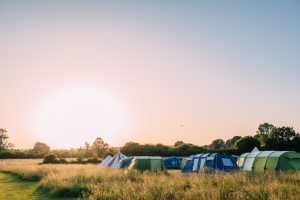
121,123,300,156
0,123,300,159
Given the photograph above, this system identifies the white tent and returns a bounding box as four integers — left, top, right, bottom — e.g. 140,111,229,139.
99,155,113,168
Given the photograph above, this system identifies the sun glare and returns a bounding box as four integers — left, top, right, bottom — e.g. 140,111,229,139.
33,87,131,148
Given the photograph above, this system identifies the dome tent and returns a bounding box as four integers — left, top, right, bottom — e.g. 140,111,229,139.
163,156,183,169
238,148,300,172
181,153,239,174
128,156,166,172
99,152,127,169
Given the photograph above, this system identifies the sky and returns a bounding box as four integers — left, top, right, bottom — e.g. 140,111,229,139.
0,0,300,149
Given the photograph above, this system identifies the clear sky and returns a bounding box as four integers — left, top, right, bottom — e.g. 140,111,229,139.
1,0,300,149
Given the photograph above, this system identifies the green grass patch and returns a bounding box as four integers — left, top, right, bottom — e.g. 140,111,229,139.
0,172,71,200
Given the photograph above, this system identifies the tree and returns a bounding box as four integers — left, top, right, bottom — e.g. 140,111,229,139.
256,123,275,135
154,143,170,156
32,142,50,155
92,137,108,158
172,143,204,156
235,136,260,153
265,127,299,150
106,147,118,156
0,129,13,151
225,136,242,149
255,123,275,147
83,142,93,158
291,136,300,152
120,142,140,156
209,139,225,150
174,141,184,147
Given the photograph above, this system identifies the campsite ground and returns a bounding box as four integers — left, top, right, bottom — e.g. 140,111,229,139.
0,159,299,200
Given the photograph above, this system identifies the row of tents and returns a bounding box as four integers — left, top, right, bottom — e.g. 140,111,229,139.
99,148,300,173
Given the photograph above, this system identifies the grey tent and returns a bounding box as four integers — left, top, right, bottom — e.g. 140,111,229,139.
99,155,112,168
105,152,127,169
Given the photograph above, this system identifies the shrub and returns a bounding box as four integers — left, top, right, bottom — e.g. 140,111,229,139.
43,154,58,163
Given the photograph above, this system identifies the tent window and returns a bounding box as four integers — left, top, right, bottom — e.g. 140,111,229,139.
222,158,233,167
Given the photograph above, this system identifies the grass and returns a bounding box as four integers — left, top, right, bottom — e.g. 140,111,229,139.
0,172,68,200
0,159,300,200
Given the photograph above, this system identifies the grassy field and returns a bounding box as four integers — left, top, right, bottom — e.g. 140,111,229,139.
0,172,68,200
0,159,300,200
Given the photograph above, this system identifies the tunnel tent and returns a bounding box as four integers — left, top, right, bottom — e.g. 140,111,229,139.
163,156,183,169
239,149,300,172
253,151,275,172
99,155,112,168
264,151,300,171
181,155,194,173
242,148,261,171
128,156,166,172
181,153,239,174
115,157,134,169
192,153,206,172
206,153,239,172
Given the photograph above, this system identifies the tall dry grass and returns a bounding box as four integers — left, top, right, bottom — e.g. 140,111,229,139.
0,159,299,200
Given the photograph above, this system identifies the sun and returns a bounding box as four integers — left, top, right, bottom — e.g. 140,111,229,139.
33,87,131,148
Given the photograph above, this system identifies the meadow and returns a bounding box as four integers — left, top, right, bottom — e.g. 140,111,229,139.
0,159,299,200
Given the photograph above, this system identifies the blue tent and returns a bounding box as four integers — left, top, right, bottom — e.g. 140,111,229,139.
181,153,239,174
232,155,238,163
115,157,134,169
163,156,183,169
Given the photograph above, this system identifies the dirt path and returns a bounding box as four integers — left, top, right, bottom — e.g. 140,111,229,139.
0,172,60,200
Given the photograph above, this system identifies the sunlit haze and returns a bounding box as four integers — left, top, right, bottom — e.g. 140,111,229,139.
1,1,299,149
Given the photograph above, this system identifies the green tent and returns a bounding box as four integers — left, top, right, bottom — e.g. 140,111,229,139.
128,156,166,172
238,149,300,172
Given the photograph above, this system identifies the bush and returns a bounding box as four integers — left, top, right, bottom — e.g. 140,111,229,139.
86,158,102,164
43,154,58,163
